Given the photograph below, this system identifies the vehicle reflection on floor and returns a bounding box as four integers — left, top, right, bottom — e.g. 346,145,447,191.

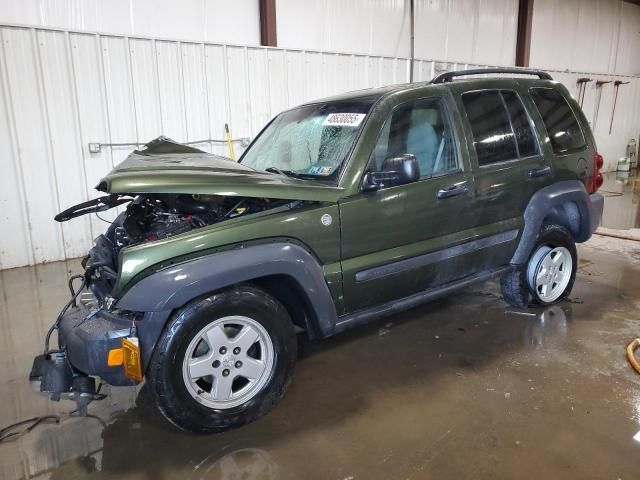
1,242,639,479
521,305,570,347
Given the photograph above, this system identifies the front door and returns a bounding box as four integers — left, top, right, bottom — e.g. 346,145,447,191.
339,96,477,313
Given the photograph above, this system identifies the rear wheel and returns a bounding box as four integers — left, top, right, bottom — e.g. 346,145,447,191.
501,224,577,307
527,245,574,304
147,285,297,433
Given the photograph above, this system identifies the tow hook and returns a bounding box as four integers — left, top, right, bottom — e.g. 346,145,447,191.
30,352,105,416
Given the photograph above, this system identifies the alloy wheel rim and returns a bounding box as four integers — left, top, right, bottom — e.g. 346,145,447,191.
182,315,275,409
527,245,573,303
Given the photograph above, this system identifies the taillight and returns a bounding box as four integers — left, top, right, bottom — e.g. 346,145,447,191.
588,152,604,193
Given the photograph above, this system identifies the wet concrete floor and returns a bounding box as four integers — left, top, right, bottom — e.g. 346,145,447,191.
1,240,640,479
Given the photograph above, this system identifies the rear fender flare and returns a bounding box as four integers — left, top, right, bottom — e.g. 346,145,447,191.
511,180,597,265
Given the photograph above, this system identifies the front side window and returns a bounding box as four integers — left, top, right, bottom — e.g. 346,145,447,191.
530,87,586,154
369,98,458,177
240,99,375,181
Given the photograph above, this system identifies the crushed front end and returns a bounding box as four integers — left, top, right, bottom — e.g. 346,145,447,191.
29,137,313,410
30,228,146,412
31,191,298,408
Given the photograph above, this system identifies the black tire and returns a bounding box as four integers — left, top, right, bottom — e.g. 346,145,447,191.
501,224,577,308
146,285,297,433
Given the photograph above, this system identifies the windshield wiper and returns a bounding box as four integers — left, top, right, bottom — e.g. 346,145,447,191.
265,166,304,178
54,194,133,222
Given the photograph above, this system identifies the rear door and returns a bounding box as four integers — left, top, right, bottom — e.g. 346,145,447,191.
455,87,553,258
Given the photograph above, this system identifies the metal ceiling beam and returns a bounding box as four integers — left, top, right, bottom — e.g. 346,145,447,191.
515,0,534,67
259,0,277,47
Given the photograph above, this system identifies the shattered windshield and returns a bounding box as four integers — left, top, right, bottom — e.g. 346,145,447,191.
240,99,375,181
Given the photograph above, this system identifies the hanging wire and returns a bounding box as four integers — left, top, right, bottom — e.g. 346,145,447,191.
0,411,106,443
44,276,87,353
95,211,113,224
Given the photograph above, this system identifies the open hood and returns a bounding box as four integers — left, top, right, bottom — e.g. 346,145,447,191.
96,137,345,203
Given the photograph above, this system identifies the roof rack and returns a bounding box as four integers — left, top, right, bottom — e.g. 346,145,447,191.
430,68,553,84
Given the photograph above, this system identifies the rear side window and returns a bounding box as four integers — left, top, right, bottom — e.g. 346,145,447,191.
462,91,517,165
462,90,539,165
502,91,538,158
530,87,586,154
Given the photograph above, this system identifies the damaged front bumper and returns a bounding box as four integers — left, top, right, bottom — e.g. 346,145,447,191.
59,303,138,386
30,301,138,402
31,286,173,399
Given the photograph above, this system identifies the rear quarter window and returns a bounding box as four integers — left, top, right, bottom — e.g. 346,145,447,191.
530,87,586,154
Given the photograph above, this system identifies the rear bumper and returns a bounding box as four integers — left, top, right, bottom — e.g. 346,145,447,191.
589,192,604,235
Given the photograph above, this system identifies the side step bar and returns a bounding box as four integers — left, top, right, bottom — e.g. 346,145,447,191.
333,267,508,334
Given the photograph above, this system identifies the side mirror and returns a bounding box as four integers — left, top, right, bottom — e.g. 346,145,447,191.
362,154,420,191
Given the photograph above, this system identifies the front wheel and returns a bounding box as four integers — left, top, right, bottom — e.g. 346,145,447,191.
146,285,297,433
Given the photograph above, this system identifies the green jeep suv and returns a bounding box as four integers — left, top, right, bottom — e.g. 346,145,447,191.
31,68,604,433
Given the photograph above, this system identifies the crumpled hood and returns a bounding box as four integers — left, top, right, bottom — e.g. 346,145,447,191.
96,137,345,203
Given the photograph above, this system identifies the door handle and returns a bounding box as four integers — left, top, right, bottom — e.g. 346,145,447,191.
528,165,552,178
437,184,468,199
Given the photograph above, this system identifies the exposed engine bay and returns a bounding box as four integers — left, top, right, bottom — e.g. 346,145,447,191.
60,193,296,248
55,193,300,296
111,194,292,248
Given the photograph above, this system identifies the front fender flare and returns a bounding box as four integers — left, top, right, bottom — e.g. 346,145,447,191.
116,243,338,337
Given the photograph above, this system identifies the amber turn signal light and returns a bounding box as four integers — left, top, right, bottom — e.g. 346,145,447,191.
107,347,124,366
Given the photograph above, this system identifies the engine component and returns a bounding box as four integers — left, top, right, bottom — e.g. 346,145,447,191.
106,194,290,253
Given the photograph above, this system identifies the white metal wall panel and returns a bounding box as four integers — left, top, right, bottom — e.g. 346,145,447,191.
615,1,640,75
101,36,137,145
304,52,325,103
474,0,519,66
0,23,639,269
0,35,32,268
530,0,640,76
0,27,64,265
204,44,231,156
182,42,211,143
130,38,163,142
0,0,260,45
247,47,272,137
414,0,519,66
226,46,253,139
277,0,410,58
286,50,307,107
68,33,113,238
36,29,92,259
267,49,289,117
156,40,188,141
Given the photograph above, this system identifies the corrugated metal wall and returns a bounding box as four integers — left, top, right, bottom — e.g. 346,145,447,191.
0,23,639,269
413,0,519,65
277,0,519,65
0,0,261,45
530,0,640,75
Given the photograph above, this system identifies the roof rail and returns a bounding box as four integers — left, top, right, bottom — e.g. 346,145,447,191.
430,68,553,84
